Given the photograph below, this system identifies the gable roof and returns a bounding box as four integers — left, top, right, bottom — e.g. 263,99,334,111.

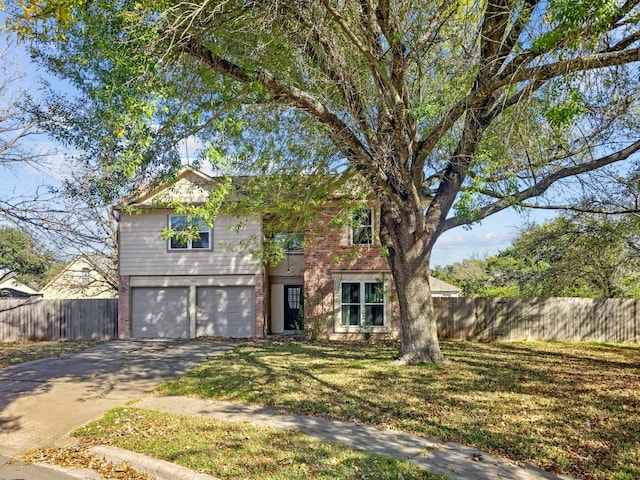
0,271,42,296
428,276,463,294
113,166,220,211
81,254,118,288
42,253,118,292
113,166,362,213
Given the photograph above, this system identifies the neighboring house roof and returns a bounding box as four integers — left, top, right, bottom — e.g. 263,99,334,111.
0,271,42,299
41,253,118,299
429,276,463,296
83,254,119,288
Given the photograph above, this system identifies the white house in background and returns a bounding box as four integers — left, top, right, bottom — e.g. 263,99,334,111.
0,271,42,299
42,253,118,299
429,276,463,297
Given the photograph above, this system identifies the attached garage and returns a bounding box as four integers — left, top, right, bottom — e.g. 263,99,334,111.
131,287,189,338
130,285,255,339
196,286,254,337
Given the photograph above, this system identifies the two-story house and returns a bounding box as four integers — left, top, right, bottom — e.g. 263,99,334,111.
114,167,460,340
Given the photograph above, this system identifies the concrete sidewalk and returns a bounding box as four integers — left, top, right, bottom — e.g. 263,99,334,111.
135,395,576,480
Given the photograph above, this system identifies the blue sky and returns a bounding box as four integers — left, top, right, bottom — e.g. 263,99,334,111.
0,29,558,267
431,208,556,266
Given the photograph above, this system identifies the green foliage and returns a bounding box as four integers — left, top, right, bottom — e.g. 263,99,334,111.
434,213,640,298
543,89,588,128
431,258,490,296
495,214,640,298
6,0,640,361
0,227,57,287
531,0,624,52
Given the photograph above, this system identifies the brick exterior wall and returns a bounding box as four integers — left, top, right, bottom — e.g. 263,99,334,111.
303,208,399,340
118,275,131,338
254,272,265,337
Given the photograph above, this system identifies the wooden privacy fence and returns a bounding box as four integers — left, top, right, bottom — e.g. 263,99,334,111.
0,298,118,342
434,297,640,344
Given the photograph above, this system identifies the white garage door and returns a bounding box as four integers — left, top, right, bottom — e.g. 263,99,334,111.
196,287,254,338
132,287,189,338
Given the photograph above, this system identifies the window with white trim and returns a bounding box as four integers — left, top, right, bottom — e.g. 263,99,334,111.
168,215,211,250
341,281,385,327
350,208,374,245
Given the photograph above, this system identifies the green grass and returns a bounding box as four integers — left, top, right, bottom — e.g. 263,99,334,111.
0,340,104,368
75,407,444,480
157,340,640,480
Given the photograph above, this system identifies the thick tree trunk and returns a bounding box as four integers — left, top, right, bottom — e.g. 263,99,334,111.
379,195,447,365
388,247,447,365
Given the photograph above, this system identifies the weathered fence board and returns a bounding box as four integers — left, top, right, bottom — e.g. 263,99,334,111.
434,297,640,344
0,298,118,342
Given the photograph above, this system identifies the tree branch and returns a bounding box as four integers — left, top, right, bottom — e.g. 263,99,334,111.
414,45,640,173
442,138,640,231
180,38,393,188
319,0,403,107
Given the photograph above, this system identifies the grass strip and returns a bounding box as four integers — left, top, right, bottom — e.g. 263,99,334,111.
0,341,104,368
74,407,445,480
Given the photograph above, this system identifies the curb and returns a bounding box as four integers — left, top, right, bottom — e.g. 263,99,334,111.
89,445,220,480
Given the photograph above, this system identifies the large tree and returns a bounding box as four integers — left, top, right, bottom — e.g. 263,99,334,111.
9,0,640,363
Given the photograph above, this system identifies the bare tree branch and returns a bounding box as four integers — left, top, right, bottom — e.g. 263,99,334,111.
443,139,640,231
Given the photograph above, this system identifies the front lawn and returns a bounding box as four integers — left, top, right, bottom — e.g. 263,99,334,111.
0,340,104,368
158,340,640,480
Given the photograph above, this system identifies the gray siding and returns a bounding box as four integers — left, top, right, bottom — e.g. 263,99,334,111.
119,213,261,276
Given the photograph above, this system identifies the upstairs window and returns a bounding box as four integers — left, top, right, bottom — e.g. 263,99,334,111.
351,208,374,245
169,215,211,250
341,281,385,327
274,232,304,252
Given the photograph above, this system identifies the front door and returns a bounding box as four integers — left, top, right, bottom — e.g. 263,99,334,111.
284,285,303,331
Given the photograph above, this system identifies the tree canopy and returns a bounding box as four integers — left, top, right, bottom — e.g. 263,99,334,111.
7,0,640,363
433,212,640,298
0,226,57,287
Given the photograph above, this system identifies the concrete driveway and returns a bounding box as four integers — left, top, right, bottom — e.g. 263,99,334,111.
0,340,233,459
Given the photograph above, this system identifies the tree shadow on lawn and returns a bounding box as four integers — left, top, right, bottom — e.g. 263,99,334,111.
168,340,639,479
246,341,636,479
395,342,640,479
197,343,395,417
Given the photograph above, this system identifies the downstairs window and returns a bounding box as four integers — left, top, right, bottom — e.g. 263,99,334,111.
340,281,385,327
